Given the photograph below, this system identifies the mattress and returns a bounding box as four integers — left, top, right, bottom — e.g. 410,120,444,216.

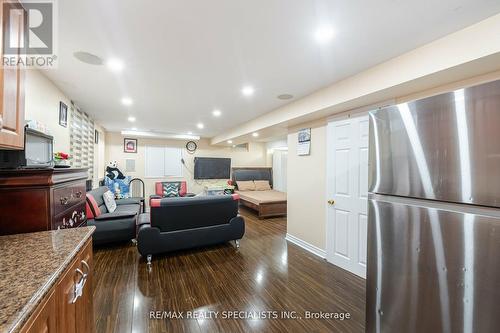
235,190,287,205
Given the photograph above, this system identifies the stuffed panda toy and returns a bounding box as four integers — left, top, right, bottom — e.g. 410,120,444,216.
105,161,125,180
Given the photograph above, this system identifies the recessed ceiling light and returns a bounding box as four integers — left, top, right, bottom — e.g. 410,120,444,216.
277,94,294,100
121,97,133,106
242,86,255,97
314,25,335,44
128,116,136,122
106,58,124,72
197,123,204,129
252,132,259,137
73,51,103,65
212,109,222,117
227,140,233,144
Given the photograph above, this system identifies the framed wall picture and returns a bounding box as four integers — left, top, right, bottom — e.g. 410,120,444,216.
124,138,137,153
59,102,68,127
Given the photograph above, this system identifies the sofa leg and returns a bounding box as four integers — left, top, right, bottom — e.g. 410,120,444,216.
235,239,240,248
131,238,137,246
147,254,152,265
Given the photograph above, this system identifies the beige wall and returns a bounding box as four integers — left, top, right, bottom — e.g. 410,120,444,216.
25,70,106,181
25,70,73,153
104,132,268,198
287,120,327,249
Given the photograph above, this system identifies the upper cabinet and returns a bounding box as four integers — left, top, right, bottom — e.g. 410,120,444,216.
0,0,25,150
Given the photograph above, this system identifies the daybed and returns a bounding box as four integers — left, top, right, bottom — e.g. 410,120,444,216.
232,167,287,219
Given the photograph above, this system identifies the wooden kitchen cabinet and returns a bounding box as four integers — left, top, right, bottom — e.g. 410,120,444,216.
76,242,94,333
20,289,57,333
56,256,81,333
0,0,26,150
20,239,94,333
58,240,94,333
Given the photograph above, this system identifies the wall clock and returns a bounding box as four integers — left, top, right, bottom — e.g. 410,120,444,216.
186,141,197,153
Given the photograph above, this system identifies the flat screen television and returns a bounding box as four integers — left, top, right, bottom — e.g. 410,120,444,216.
194,157,231,180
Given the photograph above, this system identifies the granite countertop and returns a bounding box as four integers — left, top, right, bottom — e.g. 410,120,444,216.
0,227,95,333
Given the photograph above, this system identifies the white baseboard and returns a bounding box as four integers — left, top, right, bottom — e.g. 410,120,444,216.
285,233,326,259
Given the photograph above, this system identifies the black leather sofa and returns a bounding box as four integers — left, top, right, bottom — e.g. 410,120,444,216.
86,186,146,246
137,195,245,263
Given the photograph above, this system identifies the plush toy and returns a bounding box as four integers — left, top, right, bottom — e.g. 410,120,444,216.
105,161,125,180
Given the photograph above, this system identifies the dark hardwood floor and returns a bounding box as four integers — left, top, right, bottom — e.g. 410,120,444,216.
93,207,366,333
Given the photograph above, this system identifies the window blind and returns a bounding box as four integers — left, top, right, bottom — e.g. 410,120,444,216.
70,105,94,180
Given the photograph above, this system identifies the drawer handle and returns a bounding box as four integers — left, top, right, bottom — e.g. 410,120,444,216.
71,268,85,304
81,260,89,278
75,268,84,283
60,196,69,205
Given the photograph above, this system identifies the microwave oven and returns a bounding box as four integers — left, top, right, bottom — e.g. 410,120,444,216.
0,127,54,169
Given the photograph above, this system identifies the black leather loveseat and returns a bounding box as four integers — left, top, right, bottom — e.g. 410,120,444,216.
86,186,147,246
137,195,245,263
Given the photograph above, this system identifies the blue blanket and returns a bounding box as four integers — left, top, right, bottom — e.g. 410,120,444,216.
104,176,131,199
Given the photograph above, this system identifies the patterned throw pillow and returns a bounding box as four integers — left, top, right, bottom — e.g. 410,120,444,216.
102,190,117,213
163,183,180,197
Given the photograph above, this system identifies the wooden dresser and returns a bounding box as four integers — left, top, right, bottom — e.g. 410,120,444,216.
0,168,89,236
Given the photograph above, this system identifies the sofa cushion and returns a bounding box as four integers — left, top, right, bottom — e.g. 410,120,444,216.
87,216,137,246
115,204,140,214
138,213,150,226
116,197,142,205
151,195,239,232
94,212,137,221
91,186,108,207
103,190,117,213
85,193,101,219
163,183,179,197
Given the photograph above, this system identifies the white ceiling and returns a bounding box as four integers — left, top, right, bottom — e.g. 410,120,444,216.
43,0,500,138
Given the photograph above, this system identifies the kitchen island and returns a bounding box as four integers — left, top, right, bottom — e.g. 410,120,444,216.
0,226,95,333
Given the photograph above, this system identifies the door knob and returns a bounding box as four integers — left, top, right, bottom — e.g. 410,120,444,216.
328,199,335,205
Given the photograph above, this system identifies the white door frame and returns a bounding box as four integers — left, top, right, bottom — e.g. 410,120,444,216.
326,112,369,278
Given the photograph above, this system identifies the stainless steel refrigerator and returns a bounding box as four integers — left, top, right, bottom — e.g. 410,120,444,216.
366,79,500,333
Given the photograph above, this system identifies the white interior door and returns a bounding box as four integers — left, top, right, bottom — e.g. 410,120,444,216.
326,115,369,278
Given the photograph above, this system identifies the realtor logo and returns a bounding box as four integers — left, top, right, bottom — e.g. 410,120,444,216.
2,0,57,68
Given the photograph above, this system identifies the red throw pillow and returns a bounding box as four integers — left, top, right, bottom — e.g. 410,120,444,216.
179,181,187,197
86,193,101,219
